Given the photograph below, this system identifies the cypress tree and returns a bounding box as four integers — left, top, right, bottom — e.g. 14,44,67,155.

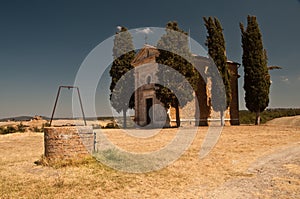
155,21,198,127
109,26,135,128
240,16,270,125
204,17,231,126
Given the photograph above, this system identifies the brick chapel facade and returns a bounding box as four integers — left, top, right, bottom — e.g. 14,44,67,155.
131,44,240,127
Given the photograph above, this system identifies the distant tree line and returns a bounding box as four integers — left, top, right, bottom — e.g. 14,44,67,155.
240,108,300,124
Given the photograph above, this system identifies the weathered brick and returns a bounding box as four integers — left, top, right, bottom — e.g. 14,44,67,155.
44,126,94,161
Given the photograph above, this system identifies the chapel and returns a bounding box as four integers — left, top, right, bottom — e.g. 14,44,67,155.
131,44,240,126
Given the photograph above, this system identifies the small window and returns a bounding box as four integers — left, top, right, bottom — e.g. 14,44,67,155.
146,76,151,84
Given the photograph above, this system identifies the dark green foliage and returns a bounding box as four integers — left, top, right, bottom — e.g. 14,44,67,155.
109,26,135,128
39,122,50,133
155,21,198,127
239,108,300,124
0,126,17,134
44,122,51,127
17,122,26,132
240,15,271,125
28,126,42,132
104,123,119,129
204,17,231,111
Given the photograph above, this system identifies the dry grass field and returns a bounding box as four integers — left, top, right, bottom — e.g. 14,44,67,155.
0,117,300,198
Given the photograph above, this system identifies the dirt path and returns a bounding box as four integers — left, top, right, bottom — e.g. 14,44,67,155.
207,143,300,198
266,115,300,126
207,116,300,198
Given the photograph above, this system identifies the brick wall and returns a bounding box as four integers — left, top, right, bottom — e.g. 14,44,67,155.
44,126,94,160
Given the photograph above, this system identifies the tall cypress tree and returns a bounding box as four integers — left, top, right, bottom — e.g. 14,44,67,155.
109,26,135,128
204,17,231,126
240,16,270,125
155,21,198,127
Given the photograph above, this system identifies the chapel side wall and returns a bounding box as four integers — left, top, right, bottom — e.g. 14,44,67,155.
195,75,211,126
193,56,211,126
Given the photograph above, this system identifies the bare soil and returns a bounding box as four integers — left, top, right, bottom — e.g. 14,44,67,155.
0,117,300,198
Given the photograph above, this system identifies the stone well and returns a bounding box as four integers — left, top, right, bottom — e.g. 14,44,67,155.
44,126,94,160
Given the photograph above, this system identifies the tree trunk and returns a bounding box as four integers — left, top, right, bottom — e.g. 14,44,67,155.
175,104,180,128
165,107,171,128
220,111,225,126
255,111,260,125
123,109,127,128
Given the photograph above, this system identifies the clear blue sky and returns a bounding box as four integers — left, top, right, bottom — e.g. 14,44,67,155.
0,0,299,118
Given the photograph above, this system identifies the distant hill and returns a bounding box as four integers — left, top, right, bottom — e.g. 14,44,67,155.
0,116,117,122
0,116,50,122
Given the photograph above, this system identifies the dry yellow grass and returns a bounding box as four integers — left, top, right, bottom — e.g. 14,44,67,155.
0,124,300,198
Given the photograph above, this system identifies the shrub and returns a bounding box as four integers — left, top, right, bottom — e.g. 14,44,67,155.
30,126,43,133
40,122,50,132
104,122,119,129
17,122,26,133
0,126,17,134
